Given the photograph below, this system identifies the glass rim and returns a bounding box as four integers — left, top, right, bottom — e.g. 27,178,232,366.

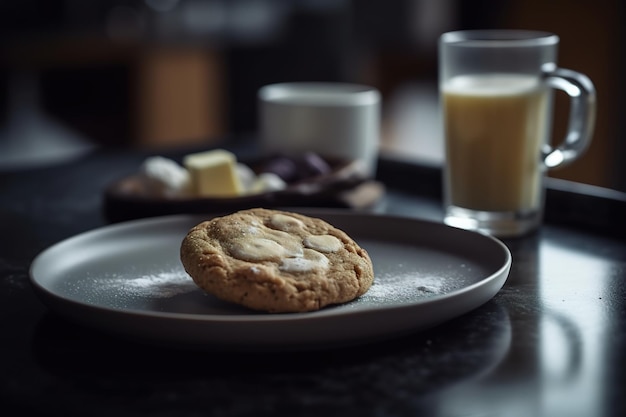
440,30,559,47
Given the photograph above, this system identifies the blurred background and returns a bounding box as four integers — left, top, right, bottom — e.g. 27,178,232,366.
0,0,624,191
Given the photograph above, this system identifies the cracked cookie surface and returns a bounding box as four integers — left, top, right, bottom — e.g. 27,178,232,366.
180,208,374,312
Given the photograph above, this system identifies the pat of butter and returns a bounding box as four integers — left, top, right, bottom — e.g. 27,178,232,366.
184,149,243,197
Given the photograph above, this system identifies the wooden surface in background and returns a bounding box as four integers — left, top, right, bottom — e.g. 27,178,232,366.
134,47,224,148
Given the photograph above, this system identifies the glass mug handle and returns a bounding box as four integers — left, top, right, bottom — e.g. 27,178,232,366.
541,63,597,169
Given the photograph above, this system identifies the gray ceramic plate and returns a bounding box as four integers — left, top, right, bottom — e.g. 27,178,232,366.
30,211,511,350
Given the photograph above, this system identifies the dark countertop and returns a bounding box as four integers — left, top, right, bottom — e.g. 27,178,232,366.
1,143,625,417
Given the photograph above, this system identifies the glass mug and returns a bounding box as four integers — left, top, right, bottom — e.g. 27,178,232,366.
439,30,596,237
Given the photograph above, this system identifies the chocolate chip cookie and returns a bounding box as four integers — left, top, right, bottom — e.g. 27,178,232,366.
180,208,374,312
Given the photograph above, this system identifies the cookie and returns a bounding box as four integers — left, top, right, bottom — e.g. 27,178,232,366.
180,208,374,313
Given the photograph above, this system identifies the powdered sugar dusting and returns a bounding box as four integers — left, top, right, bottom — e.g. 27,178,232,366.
94,269,197,299
75,269,198,301
357,272,460,305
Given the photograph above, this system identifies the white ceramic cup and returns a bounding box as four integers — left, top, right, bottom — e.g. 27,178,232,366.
258,82,381,177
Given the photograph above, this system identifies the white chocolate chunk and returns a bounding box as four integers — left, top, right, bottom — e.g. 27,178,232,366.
269,213,305,232
229,238,286,262
250,173,287,194
304,235,342,253
236,163,257,191
279,249,329,272
140,156,191,197
184,149,243,197
253,226,303,257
